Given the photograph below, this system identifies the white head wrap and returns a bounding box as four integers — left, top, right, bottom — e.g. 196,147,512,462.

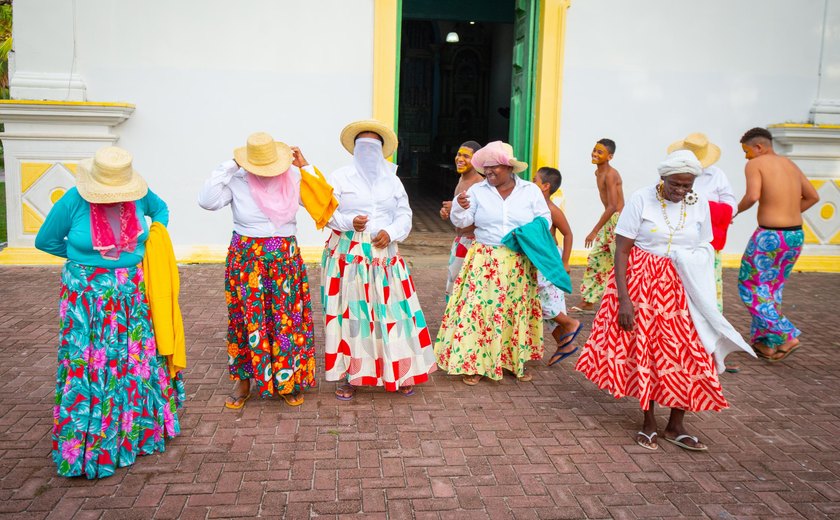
658,149,703,177
353,137,397,184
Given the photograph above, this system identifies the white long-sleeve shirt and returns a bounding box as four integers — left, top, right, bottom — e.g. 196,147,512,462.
198,159,311,238
326,165,413,242
450,176,551,246
693,165,737,215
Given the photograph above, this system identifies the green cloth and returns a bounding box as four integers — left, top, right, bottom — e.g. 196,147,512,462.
502,217,572,293
35,187,169,268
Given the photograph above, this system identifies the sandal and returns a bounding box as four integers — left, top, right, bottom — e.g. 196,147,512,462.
224,392,251,410
635,431,658,451
335,384,355,401
397,386,415,397
517,371,533,382
663,434,708,451
772,342,800,362
462,374,481,386
281,392,304,407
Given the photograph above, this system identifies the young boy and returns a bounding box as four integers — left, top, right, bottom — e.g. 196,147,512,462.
573,138,624,313
533,166,582,364
440,140,483,300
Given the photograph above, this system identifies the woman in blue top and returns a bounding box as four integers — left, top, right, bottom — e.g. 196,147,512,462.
35,146,183,479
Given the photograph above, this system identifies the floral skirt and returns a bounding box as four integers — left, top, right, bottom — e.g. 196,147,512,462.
225,233,316,397
54,262,184,479
574,248,728,412
321,230,435,390
434,243,544,380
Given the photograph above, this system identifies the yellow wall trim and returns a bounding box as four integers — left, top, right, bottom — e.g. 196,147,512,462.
0,99,135,108
372,0,399,128
532,0,571,171
769,123,840,130
21,202,44,234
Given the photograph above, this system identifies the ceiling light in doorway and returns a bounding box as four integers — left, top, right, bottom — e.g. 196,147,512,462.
469,21,475,25
446,31,459,43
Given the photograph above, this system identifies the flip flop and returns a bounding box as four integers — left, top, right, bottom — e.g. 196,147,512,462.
335,385,355,401
751,344,775,361
397,386,415,397
569,305,595,315
772,344,800,362
663,434,708,451
724,362,741,374
224,393,251,410
517,371,533,382
548,323,584,366
282,392,304,407
635,431,658,451
548,345,580,366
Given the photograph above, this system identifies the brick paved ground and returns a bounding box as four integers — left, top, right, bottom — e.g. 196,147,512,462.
1,239,839,519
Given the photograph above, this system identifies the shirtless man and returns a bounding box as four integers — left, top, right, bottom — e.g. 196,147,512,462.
736,127,819,362
440,141,482,300
573,138,624,313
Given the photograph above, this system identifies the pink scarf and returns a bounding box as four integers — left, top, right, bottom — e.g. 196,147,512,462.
246,170,300,229
90,201,142,259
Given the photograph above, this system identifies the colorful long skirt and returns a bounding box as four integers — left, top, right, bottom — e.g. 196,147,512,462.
321,230,435,390
54,262,184,479
579,213,618,305
225,233,316,397
737,226,804,348
435,243,544,380
445,235,474,301
575,248,728,412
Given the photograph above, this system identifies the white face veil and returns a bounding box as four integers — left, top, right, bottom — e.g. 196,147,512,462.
353,137,397,184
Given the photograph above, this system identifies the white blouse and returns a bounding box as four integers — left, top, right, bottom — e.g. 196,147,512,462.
198,159,310,238
450,176,551,246
693,165,738,215
616,184,713,257
326,165,413,242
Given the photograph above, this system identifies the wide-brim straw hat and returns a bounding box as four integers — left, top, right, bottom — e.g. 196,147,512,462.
667,132,721,168
340,119,398,158
471,141,528,174
233,132,293,177
76,146,148,203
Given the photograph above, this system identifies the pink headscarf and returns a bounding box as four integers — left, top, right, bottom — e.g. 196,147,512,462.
469,141,525,174
89,201,142,259
246,169,300,229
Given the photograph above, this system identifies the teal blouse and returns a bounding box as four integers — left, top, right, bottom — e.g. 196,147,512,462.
34,187,169,268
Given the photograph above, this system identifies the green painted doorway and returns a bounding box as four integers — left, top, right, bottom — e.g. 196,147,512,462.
397,0,538,201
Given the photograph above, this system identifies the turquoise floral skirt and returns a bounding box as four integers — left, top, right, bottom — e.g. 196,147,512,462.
53,262,184,479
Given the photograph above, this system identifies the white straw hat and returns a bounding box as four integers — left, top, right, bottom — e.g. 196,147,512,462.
76,146,148,203
233,132,294,177
340,119,398,158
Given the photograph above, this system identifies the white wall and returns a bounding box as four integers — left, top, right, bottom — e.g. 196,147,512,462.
13,0,378,252
559,0,825,254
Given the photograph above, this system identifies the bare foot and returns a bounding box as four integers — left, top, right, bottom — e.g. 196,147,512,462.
772,338,801,361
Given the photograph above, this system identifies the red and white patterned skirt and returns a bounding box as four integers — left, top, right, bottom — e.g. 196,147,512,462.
574,247,728,412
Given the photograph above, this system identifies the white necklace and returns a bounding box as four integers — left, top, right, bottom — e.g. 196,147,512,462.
656,182,687,254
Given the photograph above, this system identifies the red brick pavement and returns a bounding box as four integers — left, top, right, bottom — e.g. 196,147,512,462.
1,251,839,519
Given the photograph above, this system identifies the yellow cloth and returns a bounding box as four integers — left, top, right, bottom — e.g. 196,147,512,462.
300,166,338,229
142,222,187,377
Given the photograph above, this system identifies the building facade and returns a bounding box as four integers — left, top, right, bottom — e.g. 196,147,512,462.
1,0,838,270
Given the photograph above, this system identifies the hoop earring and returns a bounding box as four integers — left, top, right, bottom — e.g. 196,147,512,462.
684,189,699,205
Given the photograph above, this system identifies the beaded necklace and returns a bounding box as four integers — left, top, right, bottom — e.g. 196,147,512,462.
656,182,687,254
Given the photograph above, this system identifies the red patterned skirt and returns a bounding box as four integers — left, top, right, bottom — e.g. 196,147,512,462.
574,247,728,412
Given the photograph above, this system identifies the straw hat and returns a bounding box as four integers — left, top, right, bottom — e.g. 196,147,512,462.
233,132,293,177
471,141,528,174
667,132,721,168
340,119,398,158
76,146,148,203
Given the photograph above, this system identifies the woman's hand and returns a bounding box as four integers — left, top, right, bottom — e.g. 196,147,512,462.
371,230,391,249
617,296,635,331
353,215,369,232
456,191,470,209
440,200,452,220
584,231,597,248
291,146,309,168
